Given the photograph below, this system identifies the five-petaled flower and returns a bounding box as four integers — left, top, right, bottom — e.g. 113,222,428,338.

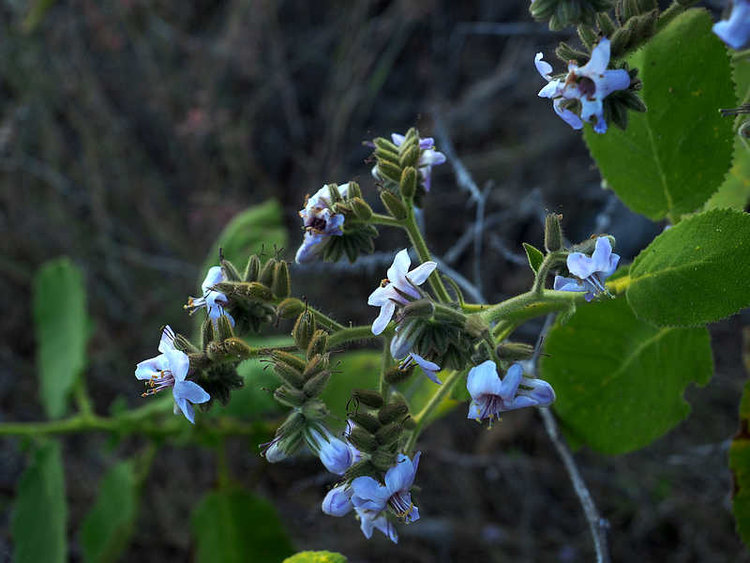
368,249,436,335
713,0,750,50
351,452,421,524
383,133,446,192
185,266,234,326
135,326,210,424
554,236,620,302
467,361,555,423
295,183,349,263
357,507,399,543
535,38,630,134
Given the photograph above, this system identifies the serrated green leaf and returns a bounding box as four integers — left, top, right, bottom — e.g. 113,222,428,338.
283,551,348,563
204,199,288,273
584,9,735,221
12,440,67,563
33,258,88,419
626,208,750,326
541,298,713,454
523,242,545,273
192,488,294,563
79,460,138,563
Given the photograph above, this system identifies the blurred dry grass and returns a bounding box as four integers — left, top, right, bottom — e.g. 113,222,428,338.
0,0,747,561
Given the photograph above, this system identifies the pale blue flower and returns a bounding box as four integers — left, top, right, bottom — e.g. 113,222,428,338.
553,236,620,302
368,249,436,335
536,38,630,134
322,484,354,517
351,452,421,523
186,266,235,326
713,1,750,50
295,183,349,263
357,508,399,543
135,326,210,424
261,438,288,463
306,426,358,475
467,361,555,423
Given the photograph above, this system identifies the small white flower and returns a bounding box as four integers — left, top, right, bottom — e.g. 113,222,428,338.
186,266,234,326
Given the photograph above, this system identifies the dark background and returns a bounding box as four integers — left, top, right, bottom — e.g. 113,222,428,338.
1,0,748,561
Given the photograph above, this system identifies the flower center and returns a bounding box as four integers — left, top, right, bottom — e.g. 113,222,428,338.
577,76,596,99
388,491,414,520
308,216,328,232
141,370,175,397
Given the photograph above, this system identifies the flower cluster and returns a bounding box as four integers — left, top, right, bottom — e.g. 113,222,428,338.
296,183,349,263
535,38,630,134
372,133,446,193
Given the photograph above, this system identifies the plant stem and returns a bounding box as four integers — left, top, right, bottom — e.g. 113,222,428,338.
531,252,565,294
405,369,463,454
370,213,403,228
380,335,392,396
327,325,377,348
308,307,345,332
481,290,579,325
73,377,94,419
403,211,451,303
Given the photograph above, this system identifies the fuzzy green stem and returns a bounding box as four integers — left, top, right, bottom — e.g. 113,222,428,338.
308,307,345,332
403,212,451,303
370,213,403,228
482,290,580,326
380,335,392,395
327,325,378,348
532,252,566,294
73,378,94,419
405,369,464,454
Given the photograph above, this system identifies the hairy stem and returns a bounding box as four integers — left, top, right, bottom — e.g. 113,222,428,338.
403,211,451,303
327,325,378,348
370,213,403,228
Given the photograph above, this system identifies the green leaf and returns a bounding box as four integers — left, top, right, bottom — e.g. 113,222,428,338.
283,552,348,563
705,55,750,212
12,440,67,563
192,488,294,563
541,298,713,454
584,9,735,221
79,460,138,563
626,208,750,327
730,376,750,548
320,351,380,421
523,242,544,273
33,258,88,419
203,199,288,272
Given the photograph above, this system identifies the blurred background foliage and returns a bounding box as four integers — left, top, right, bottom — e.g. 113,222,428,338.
1,0,748,561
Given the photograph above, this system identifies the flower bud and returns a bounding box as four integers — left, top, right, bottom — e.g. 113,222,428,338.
464,314,490,339
214,281,273,302
347,181,362,198
220,257,242,282
378,395,409,425
595,12,616,36
375,422,401,445
399,146,420,169
274,385,307,407
399,166,418,200
384,365,413,385
243,254,261,282
303,353,329,379
351,389,384,409
402,299,434,320
376,161,403,185
306,330,328,360
433,303,467,326
274,361,305,389
373,136,400,154
350,197,373,221
222,337,256,360
271,261,291,299
272,349,308,372
327,183,343,203
577,24,597,49
544,213,563,252
322,485,353,517
350,412,381,434
303,370,331,398
258,258,277,287
201,318,215,349
555,42,588,63
292,310,317,350
215,314,235,341
277,297,305,319
496,342,535,362
370,449,398,472
172,333,199,353
347,426,378,453
374,145,400,167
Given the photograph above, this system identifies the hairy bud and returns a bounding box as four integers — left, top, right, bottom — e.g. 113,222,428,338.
306,330,329,360
350,412,382,434
277,297,305,319
292,310,317,350
271,261,291,299
496,342,535,362
544,213,564,252
220,257,242,282
243,254,261,282
351,389,384,409
258,259,277,287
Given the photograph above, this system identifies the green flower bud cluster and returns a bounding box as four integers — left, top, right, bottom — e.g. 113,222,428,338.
344,390,414,479
530,0,614,31
212,253,290,332
318,182,379,263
